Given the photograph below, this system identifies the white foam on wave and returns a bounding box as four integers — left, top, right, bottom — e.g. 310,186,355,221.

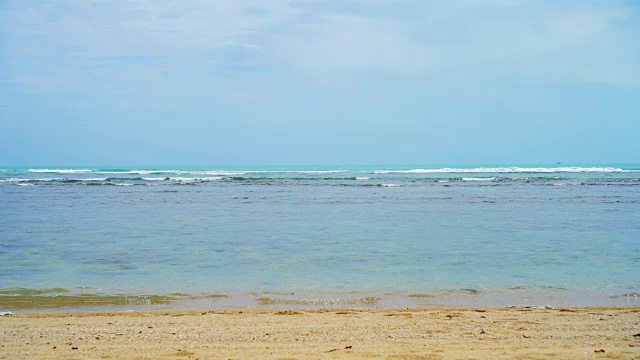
114,183,135,186
169,177,223,183
94,169,356,176
174,171,246,176
0,178,28,183
27,169,242,176
16,183,34,186
2,177,113,183
0,177,62,183
95,170,177,175
288,170,347,174
101,170,160,175
373,167,633,174
238,170,348,174
381,183,402,187
104,169,347,176
46,169,247,176
142,177,166,181
28,169,92,174
355,177,370,180
462,177,497,181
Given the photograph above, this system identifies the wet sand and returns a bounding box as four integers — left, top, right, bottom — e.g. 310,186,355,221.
1,306,639,359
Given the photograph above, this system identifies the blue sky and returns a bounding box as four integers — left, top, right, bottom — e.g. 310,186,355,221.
1,0,639,166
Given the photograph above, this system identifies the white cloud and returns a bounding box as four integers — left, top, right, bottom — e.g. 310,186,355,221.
270,0,639,85
0,77,34,85
1,0,639,91
272,14,431,74
2,0,296,55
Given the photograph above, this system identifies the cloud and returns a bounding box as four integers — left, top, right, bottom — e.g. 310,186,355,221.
1,1,294,52
272,0,639,85
0,77,34,85
0,0,300,97
1,0,639,94
272,14,431,74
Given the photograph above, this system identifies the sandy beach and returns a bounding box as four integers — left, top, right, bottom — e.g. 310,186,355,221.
1,306,639,359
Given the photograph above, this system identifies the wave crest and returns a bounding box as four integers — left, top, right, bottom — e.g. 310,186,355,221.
373,167,633,174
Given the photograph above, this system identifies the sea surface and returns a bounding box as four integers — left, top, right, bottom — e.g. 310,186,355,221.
1,165,639,311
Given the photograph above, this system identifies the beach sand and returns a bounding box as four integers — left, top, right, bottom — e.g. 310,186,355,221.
1,307,639,359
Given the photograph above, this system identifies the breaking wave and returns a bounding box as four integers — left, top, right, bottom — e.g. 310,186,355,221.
462,177,497,181
1,166,637,188
373,167,635,174
28,169,92,174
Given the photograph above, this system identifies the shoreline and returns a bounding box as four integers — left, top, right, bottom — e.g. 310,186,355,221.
2,288,640,313
2,306,639,359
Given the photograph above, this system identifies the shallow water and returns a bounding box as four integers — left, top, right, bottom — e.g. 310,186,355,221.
1,165,639,310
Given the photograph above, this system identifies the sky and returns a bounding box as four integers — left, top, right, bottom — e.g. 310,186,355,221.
1,0,639,166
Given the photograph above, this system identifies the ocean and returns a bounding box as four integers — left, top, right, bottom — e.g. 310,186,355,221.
1,165,639,311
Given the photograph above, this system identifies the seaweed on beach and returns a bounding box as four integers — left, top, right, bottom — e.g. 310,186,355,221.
255,296,381,306
0,293,188,309
0,288,70,295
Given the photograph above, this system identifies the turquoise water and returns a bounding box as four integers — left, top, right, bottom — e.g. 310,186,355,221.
1,165,639,309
